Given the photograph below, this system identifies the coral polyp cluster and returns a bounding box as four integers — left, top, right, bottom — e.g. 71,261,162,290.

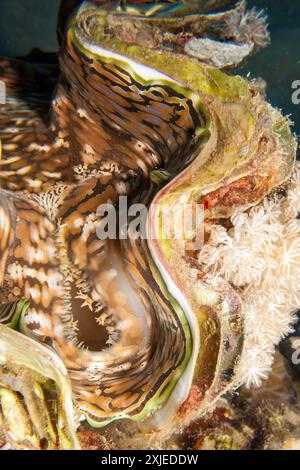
222,0,270,48
0,0,299,450
199,163,300,388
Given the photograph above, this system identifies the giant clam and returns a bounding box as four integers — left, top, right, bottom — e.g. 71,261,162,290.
0,0,298,449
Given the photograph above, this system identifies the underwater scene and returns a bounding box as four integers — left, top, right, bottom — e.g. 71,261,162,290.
0,0,299,452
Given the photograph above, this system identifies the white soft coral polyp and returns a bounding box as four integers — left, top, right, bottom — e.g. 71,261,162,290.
198,162,300,388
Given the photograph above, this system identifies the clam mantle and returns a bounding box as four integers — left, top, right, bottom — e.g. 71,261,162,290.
0,0,297,442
